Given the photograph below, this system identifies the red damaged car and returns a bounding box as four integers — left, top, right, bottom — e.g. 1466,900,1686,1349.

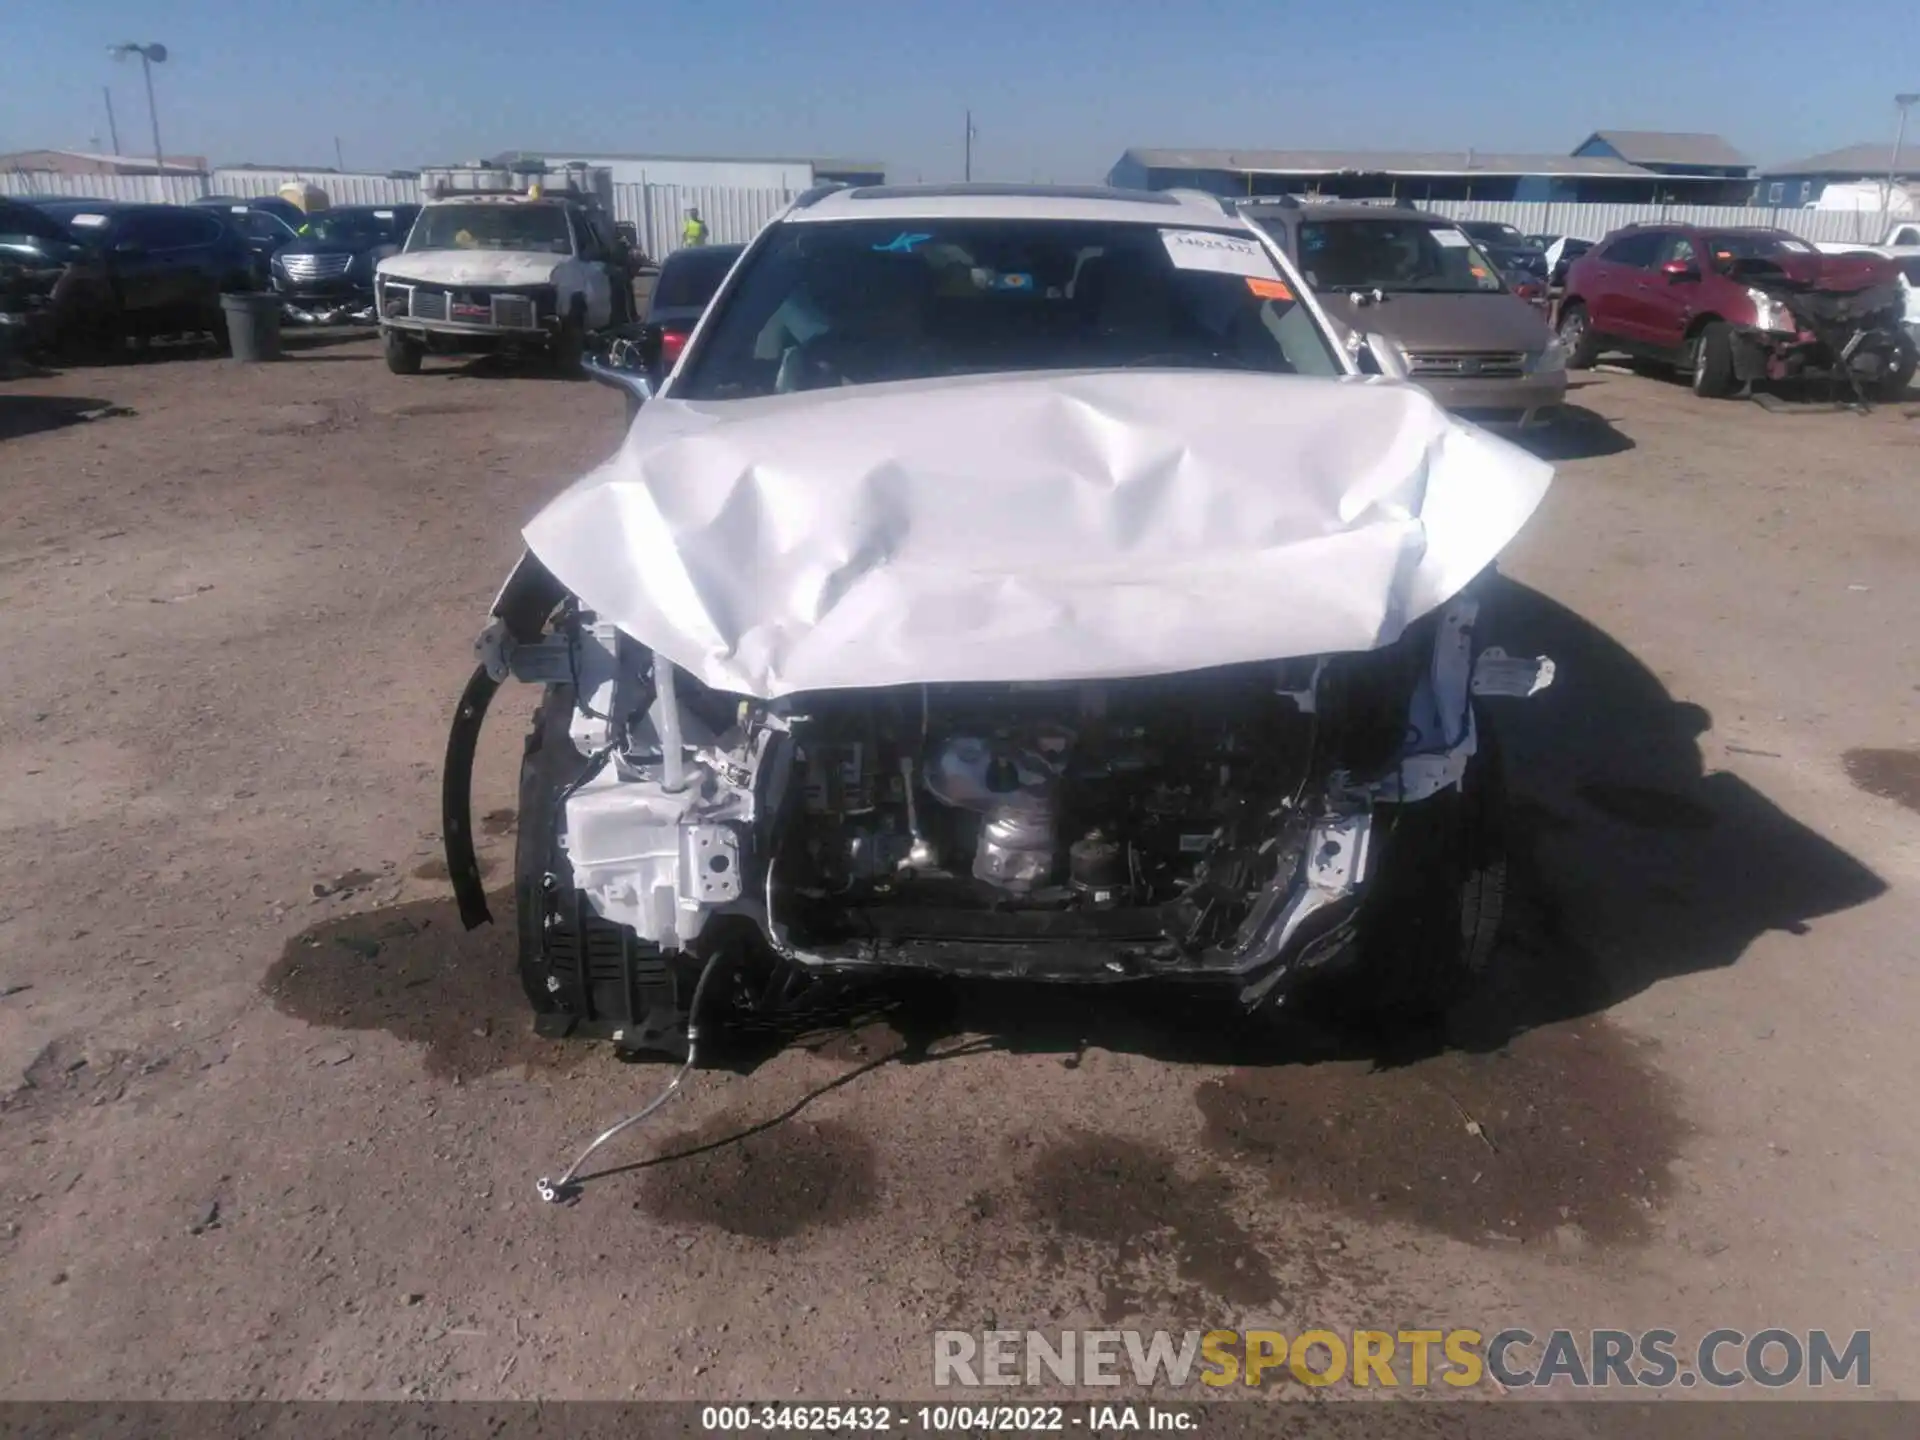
1557,224,1916,400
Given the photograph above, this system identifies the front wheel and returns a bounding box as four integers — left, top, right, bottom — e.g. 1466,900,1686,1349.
1690,321,1738,398
383,330,423,375
1556,301,1598,369
552,309,586,379
1870,331,1917,401
1342,711,1508,1021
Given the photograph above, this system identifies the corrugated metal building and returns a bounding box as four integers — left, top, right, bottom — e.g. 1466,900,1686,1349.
1113,131,1756,204
1571,130,1754,204
0,148,209,176
1760,143,1920,209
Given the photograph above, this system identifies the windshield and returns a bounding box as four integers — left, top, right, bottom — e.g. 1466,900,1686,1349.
670,218,1342,401
406,203,572,254
652,246,744,309
1703,232,1814,275
0,201,79,252
1296,219,1504,294
305,209,411,246
1460,222,1528,246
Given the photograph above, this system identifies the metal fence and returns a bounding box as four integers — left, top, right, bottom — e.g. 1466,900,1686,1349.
613,183,794,258
3,169,797,259
1422,199,1899,246
208,169,419,206
0,171,211,204
11,172,1902,254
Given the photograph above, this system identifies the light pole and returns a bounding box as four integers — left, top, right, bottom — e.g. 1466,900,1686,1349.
108,43,168,170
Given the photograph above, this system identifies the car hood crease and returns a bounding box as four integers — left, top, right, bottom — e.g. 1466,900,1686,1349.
522,370,1553,698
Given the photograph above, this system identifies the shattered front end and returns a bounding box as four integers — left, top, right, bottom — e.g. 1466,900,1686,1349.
445,559,1552,1047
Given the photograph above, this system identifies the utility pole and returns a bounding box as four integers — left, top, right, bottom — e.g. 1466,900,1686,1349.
965,109,976,182
103,86,121,155
1890,93,1918,221
108,43,168,170
334,136,345,171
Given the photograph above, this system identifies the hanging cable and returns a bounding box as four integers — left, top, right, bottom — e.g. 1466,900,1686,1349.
535,947,727,1203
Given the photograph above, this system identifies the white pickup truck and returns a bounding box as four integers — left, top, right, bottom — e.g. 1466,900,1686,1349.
1812,221,1920,345
1814,218,1920,259
374,190,631,375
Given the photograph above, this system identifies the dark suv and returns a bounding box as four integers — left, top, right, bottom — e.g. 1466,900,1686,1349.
26,201,257,356
270,204,420,323
1558,224,1915,399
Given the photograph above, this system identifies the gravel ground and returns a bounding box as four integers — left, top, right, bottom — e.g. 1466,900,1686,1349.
1,339,1917,1402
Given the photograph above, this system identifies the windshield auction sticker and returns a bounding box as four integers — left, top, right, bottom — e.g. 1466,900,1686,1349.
1159,228,1281,280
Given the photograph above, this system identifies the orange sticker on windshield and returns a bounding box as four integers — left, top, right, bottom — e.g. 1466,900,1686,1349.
1470,266,1489,278
1246,277,1294,300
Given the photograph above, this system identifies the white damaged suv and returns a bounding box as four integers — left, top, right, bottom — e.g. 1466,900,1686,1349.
443,183,1556,1064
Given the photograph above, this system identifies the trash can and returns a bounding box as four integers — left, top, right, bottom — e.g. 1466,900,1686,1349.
221,291,283,362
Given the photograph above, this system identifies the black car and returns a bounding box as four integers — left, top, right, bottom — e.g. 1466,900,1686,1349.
641,242,744,376
28,201,257,355
193,193,309,231
1453,221,1548,283
201,201,304,285
1,197,92,356
270,205,420,323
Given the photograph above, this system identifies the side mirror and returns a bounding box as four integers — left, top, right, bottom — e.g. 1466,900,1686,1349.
583,353,656,420
1361,333,1408,381
1660,259,1699,282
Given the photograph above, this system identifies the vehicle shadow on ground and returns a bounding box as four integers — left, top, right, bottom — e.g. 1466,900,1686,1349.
0,394,133,441
280,329,379,354
1512,402,1635,461
871,574,1886,1067
266,576,1886,1079
265,583,1886,1234
419,356,583,383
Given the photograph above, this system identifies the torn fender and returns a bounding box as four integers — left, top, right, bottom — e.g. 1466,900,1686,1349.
442,553,569,929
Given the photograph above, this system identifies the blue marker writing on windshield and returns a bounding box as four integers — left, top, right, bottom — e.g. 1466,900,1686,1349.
873,232,934,253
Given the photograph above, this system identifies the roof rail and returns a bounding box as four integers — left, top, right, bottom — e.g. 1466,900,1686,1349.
792,182,847,209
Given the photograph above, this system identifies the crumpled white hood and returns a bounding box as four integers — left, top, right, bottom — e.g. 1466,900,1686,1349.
523,371,1552,698
376,250,561,287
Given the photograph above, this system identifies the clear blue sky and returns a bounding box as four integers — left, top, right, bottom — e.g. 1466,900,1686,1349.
3,0,1913,180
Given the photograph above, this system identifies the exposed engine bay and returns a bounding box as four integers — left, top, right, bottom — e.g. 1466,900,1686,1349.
445,556,1553,1048
1732,256,1917,399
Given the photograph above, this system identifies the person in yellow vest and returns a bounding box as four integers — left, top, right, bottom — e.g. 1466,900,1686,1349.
681,207,709,248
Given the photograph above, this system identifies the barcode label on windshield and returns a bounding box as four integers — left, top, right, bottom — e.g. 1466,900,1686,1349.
1431,229,1472,248
1159,229,1281,280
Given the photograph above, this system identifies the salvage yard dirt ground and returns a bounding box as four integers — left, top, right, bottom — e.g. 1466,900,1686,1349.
2,341,1918,1403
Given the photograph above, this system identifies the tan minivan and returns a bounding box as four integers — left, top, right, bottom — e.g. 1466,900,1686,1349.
1244,199,1566,425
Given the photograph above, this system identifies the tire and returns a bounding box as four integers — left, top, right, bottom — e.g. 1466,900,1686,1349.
1689,321,1738,398
60,297,125,365
1343,707,1508,1021
1870,331,1917,401
1556,301,1598,369
383,330,423,375
552,307,586,379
